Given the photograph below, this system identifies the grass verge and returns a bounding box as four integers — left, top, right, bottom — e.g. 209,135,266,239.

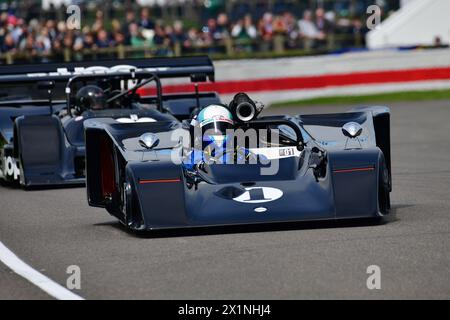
270,89,450,107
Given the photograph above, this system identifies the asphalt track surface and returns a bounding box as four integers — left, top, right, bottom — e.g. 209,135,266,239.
0,100,449,300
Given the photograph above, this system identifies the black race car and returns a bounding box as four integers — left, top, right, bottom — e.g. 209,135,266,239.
84,87,392,231
0,56,219,187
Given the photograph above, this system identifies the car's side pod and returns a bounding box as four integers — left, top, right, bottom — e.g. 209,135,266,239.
85,123,185,231
85,124,145,229
14,115,77,187
350,106,391,190
85,126,119,209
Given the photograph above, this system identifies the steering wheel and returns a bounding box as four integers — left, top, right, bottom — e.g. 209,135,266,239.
107,87,135,105
202,144,259,165
107,89,129,109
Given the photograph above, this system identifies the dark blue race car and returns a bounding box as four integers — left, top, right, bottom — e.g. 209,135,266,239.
0,56,219,187
83,80,392,231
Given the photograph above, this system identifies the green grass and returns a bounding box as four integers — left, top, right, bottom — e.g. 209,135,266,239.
270,89,450,107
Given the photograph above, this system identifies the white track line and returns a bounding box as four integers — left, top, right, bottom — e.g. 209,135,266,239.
0,241,84,300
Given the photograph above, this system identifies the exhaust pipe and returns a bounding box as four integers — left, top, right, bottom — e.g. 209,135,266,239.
229,93,263,123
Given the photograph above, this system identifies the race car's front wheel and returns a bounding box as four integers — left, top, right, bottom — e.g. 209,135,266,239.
122,181,145,231
378,164,391,215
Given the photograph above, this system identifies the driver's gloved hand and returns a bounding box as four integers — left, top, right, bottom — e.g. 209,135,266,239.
235,146,258,164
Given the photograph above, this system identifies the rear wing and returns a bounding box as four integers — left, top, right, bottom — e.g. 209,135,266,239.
0,56,215,84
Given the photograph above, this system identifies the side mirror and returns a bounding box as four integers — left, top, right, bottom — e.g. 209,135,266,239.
278,124,297,141
342,122,363,138
139,133,159,150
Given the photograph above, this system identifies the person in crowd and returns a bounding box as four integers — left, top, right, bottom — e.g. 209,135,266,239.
73,28,94,52
35,28,52,55
216,13,230,40
286,12,300,48
112,31,125,47
231,14,257,52
2,33,17,53
203,18,217,46
273,15,287,35
171,20,190,53
62,31,74,51
96,29,111,48
153,24,172,56
298,10,325,49
92,10,104,33
315,8,333,35
314,8,333,48
45,19,57,41
19,33,36,58
128,22,146,48
139,7,155,31
258,12,274,51
56,20,66,37
152,24,166,47
349,17,366,47
34,37,51,61
11,18,25,44
51,37,64,61
231,14,257,40
123,9,136,45
259,12,274,41
187,27,204,49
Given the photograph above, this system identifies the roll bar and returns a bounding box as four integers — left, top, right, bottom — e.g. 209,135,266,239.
65,71,163,117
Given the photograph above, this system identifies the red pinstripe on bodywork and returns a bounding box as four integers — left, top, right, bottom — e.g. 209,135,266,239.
139,178,181,184
333,167,375,174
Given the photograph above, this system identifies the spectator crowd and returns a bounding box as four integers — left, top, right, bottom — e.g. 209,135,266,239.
0,3,372,63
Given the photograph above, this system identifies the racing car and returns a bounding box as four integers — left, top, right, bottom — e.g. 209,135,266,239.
0,56,218,187
84,87,392,231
